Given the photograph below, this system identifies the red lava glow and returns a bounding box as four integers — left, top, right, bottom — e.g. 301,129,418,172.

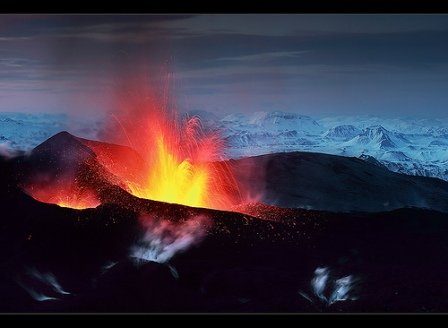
26,182,100,210
87,74,243,211
25,73,245,211
99,97,242,210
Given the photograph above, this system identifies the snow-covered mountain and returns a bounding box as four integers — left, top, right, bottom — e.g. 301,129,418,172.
191,111,324,154
2,110,448,182
0,112,102,152
323,125,360,140
186,110,448,182
248,111,322,134
347,125,395,149
342,125,410,151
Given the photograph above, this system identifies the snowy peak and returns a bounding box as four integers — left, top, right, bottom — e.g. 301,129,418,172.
221,113,249,124
345,125,398,150
362,125,396,148
250,111,311,122
323,125,360,140
248,111,322,134
362,125,390,137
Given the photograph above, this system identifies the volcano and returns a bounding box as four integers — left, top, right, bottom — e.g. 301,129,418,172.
17,131,448,214
1,132,448,312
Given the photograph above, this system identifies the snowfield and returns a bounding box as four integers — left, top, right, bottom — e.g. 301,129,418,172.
1,110,448,182
188,111,448,182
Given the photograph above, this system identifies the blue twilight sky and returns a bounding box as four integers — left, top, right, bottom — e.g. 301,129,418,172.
1,14,448,117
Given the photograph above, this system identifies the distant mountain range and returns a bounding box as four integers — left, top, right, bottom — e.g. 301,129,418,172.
1,111,448,182
185,111,448,182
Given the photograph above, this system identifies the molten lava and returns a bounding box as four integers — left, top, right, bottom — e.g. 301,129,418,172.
105,105,241,210
128,136,209,207
26,183,100,210
22,74,244,211
56,196,99,210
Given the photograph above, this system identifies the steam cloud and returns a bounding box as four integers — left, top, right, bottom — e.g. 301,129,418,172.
17,268,70,302
299,266,358,306
0,143,19,158
131,214,210,264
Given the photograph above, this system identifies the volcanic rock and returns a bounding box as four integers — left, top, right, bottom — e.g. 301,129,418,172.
229,151,448,213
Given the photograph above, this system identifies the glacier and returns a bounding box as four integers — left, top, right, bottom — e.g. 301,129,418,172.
1,110,448,182
187,110,448,182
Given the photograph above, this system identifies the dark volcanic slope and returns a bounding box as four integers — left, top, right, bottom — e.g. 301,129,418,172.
18,131,448,213
19,131,96,182
18,131,141,189
3,132,448,312
2,154,448,312
230,152,448,213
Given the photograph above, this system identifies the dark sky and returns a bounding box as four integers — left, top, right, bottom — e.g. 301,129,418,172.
1,14,448,117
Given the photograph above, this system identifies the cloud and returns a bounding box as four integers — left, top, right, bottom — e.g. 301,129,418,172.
1,15,448,117
210,51,309,63
0,37,30,41
0,15,196,38
170,29,448,72
153,14,448,37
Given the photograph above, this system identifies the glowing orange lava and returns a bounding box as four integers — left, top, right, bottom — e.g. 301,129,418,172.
110,107,240,210
26,183,100,210
23,74,244,211
56,197,99,210
128,136,209,207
